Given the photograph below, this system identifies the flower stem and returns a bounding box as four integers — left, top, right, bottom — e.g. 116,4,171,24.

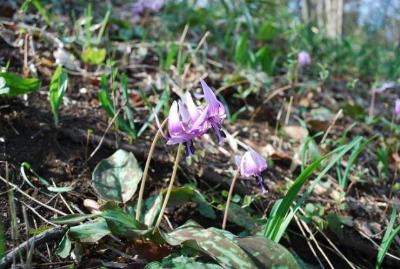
222,169,239,229
135,118,167,221
153,143,184,232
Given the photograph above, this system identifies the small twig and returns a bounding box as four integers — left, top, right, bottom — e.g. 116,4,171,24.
294,215,325,269
222,170,239,229
0,175,67,216
0,226,66,268
87,109,122,162
320,109,343,145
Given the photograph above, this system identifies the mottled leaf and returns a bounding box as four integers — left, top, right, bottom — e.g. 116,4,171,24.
92,149,143,203
164,222,256,269
69,218,110,243
236,236,300,269
101,207,147,238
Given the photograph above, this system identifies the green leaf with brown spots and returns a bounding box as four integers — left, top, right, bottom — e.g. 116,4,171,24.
163,222,257,269
236,236,301,269
92,149,143,203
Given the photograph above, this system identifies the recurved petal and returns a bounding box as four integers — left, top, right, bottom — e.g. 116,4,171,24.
183,92,200,122
168,101,185,136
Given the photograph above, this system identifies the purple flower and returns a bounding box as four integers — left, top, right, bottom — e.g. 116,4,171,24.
298,51,311,67
156,92,208,156
374,82,396,93
132,0,166,17
236,148,268,193
200,80,226,144
155,80,226,156
395,99,400,116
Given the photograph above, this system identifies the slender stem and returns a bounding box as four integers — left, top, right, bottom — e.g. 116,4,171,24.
222,169,239,229
136,118,167,221
368,89,376,120
153,143,184,232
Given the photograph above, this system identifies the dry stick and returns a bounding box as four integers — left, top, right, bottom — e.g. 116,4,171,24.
368,89,376,120
153,143,184,232
135,118,168,221
222,169,239,229
299,209,357,269
0,175,67,216
299,217,335,269
0,226,66,268
320,109,343,145
294,215,325,269
87,108,122,162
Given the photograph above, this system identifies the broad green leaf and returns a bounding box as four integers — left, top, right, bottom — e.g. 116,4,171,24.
236,236,300,269
163,222,257,269
164,185,216,220
0,72,40,96
234,35,249,66
146,255,222,269
92,149,143,203
56,233,72,258
225,203,257,230
81,47,106,65
144,194,163,227
49,65,68,126
51,214,97,225
69,218,110,243
101,208,147,238
257,21,279,40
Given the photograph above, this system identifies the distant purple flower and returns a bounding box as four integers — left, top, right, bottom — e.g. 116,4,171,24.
298,51,311,67
395,99,400,116
236,148,268,193
200,80,226,144
374,82,396,93
132,0,166,17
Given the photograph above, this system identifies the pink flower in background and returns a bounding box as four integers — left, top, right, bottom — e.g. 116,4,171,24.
298,51,311,67
132,0,166,17
395,99,400,116
236,148,268,193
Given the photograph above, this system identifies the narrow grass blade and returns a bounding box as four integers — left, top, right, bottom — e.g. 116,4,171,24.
264,138,362,242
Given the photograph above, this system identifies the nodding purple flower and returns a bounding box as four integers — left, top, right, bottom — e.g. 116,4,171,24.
156,92,207,156
200,80,226,144
395,99,400,116
236,148,268,193
155,80,226,156
298,51,311,67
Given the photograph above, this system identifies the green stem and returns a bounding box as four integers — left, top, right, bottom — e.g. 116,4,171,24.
222,169,239,229
136,118,167,221
153,143,184,232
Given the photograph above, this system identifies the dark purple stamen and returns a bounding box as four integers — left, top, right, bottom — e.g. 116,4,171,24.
256,175,267,194
212,123,225,145
185,140,195,156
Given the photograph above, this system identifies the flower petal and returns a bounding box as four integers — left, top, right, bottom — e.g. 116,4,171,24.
183,92,200,122
168,101,185,136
